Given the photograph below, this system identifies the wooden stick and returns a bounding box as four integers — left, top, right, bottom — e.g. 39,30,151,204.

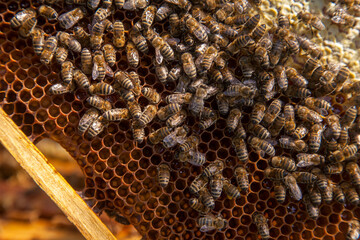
0,108,117,240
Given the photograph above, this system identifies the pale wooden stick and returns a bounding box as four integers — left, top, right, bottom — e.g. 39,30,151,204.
0,108,117,240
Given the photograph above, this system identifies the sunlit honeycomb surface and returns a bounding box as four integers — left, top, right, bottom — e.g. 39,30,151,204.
0,1,359,240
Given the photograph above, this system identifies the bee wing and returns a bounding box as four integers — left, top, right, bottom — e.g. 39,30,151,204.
92,61,99,80
165,0,180,5
155,48,163,65
123,0,136,10
105,63,114,77
200,225,216,233
266,139,278,146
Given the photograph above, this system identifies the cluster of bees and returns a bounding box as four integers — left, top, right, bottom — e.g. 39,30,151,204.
8,0,360,238
325,0,360,29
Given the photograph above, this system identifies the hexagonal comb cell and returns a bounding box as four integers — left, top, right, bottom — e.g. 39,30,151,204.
1,0,360,240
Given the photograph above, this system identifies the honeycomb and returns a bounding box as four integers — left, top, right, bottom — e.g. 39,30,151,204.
0,1,360,240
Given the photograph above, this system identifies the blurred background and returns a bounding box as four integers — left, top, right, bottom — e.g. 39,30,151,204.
0,139,141,240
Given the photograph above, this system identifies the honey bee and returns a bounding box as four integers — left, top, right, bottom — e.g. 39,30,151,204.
215,2,234,21
152,36,175,60
273,181,286,203
138,104,157,127
202,160,224,178
278,9,290,28
57,31,81,53
307,124,323,153
284,174,302,201
141,87,160,104
87,96,112,112
227,35,256,55
189,198,210,214
199,114,218,130
61,61,74,85
338,128,349,146
327,138,340,153
157,103,182,121
157,163,170,188
165,93,192,105
250,124,271,139
225,109,241,133
285,67,308,88
31,28,45,56
262,99,282,127
302,57,320,79
180,149,206,166
269,39,284,67
132,122,145,144
198,214,227,233
102,108,129,121
114,0,125,8
102,44,116,67
90,21,105,50
155,65,169,83
311,168,328,190
93,51,113,81
279,136,308,152
73,69,90,90
58,8,85,30
323,162,344,175
335,66,350,88
216,93,229,116
296,105,323,124
238,56,255,78
80,48,92,75
304,97,331,113
296,153,325,168
188,87,206,115
49,82,75,95
265,167,288,181
124,41,139,67
253,46,270,70
123,0,149,10
178,135,198,153
38,5,58,20
333,185,345,203
253,212,270,240
180,53,197,79
102,0,113,8
341,106,357,129
234,166,249,192
19,16,37,38
166,110,186,128
325,115,341,140
233,137,249,163
347,220,360,240
250,102,266,125
87,116,107,138
153,113,168,137
190,174,208,194
112,21,126,48
331,144,358,162
141,5,156,30
73,26,90,47
223,83,256,99
248,135,276,156
269,114,285,137
308,185,322,207
303,194,319,219
223,179,240,199
127,100,141,119
270,156,296,172
78,108,99,134
292,125,309,140
200,46,218,71
341,182,360,205
155,3,172,21
167,65,182,82
55,47,68,64
10,8,36,29
183,14,208,42
244,13,260,30
89,82,115,96
225,13,249,25
40,36,58,65
292,172,317,184
209,173,223,200
168,13,181,37
346,162,360,188
297,11,325,31
331,8,356,28
219,23,239,39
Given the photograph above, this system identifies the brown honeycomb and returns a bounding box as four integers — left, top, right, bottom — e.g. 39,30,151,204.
0,1,359,240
